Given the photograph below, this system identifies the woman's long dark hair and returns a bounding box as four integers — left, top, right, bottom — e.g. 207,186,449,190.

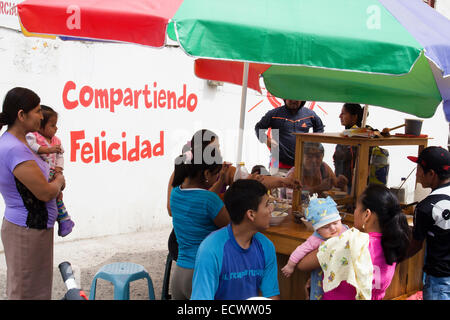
0,87,40,131
172,129,222,187
359,184,411,265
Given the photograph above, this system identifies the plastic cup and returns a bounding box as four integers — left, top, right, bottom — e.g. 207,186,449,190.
404,119,423,136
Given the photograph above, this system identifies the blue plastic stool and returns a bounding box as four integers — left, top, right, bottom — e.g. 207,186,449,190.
89,262,155,300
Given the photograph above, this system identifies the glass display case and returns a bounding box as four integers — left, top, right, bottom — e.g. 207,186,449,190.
291,132,429,213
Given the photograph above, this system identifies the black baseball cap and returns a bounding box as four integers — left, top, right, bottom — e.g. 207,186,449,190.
407,146,450,175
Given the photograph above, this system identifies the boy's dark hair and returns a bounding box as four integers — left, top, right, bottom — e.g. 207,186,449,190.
421,164,450,181
40,105,58,129
224,179,268,224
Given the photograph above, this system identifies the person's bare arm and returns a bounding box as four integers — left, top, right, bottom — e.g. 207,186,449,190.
209,162,232,195
37,145,62,154
315,163,336,193
223,165,236,187
13,160,64,202
213,206,231,228
167,171,174,217
54,166,63,173
335,174,349,191
296,249,320,272
251,174,301,190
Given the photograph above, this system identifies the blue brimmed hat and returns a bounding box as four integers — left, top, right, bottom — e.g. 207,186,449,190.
305,196,341,230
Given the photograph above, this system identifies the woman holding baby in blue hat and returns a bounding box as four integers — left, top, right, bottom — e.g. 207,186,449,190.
281,196,349,299
294,184,411,300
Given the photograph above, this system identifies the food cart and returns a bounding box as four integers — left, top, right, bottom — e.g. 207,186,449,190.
263,132,428,300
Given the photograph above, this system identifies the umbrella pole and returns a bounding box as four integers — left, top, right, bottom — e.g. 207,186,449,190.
236,62,249,164
362,104,369,127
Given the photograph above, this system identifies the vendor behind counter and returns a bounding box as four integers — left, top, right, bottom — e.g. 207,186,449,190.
300,142,347,197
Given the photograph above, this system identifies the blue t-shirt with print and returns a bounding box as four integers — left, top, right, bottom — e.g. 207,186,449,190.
191,224,279,300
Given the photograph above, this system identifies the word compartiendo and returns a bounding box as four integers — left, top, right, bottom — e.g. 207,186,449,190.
62,81,198,113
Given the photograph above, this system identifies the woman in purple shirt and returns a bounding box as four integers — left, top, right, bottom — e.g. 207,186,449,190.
0,87,65,299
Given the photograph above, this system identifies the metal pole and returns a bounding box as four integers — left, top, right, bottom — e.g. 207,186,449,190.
236,62,249,164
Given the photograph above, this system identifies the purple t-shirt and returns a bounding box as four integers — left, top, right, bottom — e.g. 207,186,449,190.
0,131,57,228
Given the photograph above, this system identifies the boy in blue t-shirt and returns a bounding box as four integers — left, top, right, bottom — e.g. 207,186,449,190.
191,179,280,300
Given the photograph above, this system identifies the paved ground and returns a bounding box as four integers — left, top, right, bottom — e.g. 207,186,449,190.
0,226,172,300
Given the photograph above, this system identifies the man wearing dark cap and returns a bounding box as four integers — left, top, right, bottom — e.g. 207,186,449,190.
407,146,450,300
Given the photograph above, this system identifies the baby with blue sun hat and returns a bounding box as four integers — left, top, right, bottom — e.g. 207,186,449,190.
306,196,342,231
281,196,348,300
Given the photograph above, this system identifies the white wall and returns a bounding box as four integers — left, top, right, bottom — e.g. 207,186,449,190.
0,25,448,250
436,0,450,19
0,28,275,249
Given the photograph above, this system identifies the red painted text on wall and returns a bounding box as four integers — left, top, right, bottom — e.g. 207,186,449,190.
63,81,198,113
70,130,164,163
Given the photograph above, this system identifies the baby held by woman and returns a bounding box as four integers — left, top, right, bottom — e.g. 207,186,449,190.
281,196,347,300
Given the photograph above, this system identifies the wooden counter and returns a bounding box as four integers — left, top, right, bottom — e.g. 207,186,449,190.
262,213,425,300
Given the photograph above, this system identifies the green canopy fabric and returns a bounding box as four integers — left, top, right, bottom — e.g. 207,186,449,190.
169,0,443,118
171,0,422,74
263,52,441,118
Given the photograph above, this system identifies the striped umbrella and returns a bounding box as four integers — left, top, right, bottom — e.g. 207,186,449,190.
18,0,450,161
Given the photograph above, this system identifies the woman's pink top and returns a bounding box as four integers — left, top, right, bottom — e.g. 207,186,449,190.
322,232,396,300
